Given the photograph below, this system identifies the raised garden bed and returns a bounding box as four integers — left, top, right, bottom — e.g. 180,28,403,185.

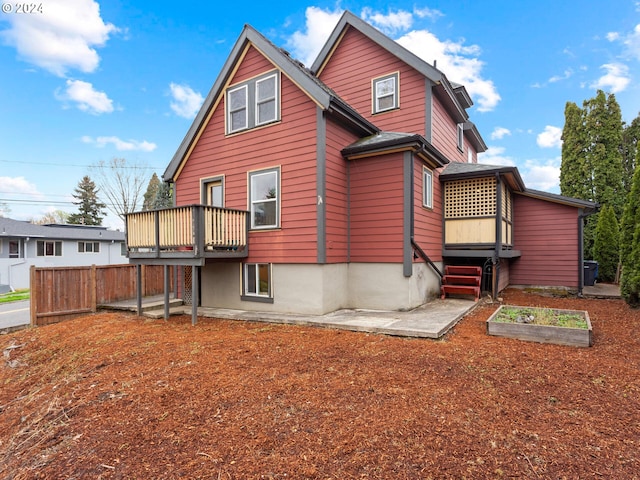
486,305,592,347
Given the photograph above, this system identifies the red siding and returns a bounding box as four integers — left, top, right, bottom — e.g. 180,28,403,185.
349,154,404,262
432,97,467,163
510,195,580,287
325,117,359,263
175,45,319,264
318,27,426,136
412,160,443,262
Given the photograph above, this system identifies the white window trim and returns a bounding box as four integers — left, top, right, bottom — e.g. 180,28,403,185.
255,73,278,126
423,167,433,209
37,240,62,257
227,84,248,134
249,167,280,230
242,262,273,301
372,72,399,114
457,123,464,151
78,241,100,253
226,71,280,135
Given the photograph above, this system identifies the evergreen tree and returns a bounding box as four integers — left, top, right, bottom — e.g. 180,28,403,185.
560,101,589,199
621,160,640,306
67,176,107,226
620,163,640,267
593,205,620,283
560,91,626,258
621,114,640,195
143,173,173,210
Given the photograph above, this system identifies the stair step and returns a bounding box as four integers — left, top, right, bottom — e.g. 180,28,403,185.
440,285,480,301
442,275,481,286
445,265,482,276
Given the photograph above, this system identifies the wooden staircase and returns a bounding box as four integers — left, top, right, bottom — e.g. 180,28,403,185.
440,266,481,301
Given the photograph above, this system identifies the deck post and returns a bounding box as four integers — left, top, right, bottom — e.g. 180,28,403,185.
136,264,142,316
191,265,199,326
164,264,170,320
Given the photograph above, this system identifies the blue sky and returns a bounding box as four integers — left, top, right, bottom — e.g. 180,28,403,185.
1,0,639,229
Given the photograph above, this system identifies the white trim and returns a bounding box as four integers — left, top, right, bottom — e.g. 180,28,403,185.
423,167,433,209
227,84,248,133
372,72,399,114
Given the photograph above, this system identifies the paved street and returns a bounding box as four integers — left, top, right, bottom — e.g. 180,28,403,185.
0,300,30,331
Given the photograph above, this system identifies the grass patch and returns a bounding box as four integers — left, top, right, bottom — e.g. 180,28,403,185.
0,289,30,304
494,306,588,329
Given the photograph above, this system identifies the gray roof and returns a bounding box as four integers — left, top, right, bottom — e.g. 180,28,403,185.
341,131,449,167
163,24,378,182
0,217,125,241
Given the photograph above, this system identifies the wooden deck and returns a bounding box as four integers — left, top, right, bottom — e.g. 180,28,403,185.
125,205,249,265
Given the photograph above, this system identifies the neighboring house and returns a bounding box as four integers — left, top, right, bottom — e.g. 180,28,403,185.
125,11,596,320
0,217,127,292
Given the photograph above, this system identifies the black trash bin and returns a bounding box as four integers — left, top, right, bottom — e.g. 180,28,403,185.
584,260,598,286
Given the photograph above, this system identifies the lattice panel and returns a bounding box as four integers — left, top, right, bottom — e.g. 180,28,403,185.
183,266,192,305
445,177,496,218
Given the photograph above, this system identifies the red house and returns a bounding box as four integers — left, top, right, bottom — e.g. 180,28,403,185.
125,12,596,322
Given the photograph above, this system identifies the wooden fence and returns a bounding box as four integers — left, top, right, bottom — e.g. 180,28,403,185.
30,264,173,326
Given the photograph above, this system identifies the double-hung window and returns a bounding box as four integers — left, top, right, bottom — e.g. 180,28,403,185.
256,74,277,126
249,167,279,229
228,85,248,133
423,167,433,209
373,72,399,113
226,71,280,134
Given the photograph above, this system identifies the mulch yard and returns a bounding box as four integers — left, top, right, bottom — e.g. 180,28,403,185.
1,288,639,479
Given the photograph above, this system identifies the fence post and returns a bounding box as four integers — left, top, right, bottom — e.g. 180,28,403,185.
30,265,37,327
90,265,97,313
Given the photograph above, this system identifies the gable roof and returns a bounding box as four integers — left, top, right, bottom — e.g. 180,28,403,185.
310,11,486,153
0,217,125,241
164,24,378,182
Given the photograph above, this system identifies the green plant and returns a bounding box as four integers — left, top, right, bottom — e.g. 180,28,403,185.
0,289,30,304
494,306,588,329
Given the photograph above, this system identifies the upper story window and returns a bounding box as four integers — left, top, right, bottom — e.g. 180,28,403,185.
249,167,280,229
423,167,433,209
37,240,62,257
457,123,464,151
226,71,280,134
372,72,399,113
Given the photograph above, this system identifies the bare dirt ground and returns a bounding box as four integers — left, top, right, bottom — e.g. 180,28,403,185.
1,288,639,479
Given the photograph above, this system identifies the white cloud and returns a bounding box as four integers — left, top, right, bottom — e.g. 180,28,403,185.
477,146,515,166
0,0,117,76
0,176,41,196
57,79,114,114
287,6,343,67
414,7,444,20
397,30,500,111
491,127,511,140
590,63,631,93
522,159,561,192
619,24,640,60
537,126,562,149
361,8,413,35
549,68,573,83
169,83,204,119
82,135,157,152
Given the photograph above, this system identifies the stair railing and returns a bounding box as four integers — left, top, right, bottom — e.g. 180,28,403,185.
411,238,443,279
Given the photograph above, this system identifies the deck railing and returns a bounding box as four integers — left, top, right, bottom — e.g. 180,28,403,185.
125,205,248,260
